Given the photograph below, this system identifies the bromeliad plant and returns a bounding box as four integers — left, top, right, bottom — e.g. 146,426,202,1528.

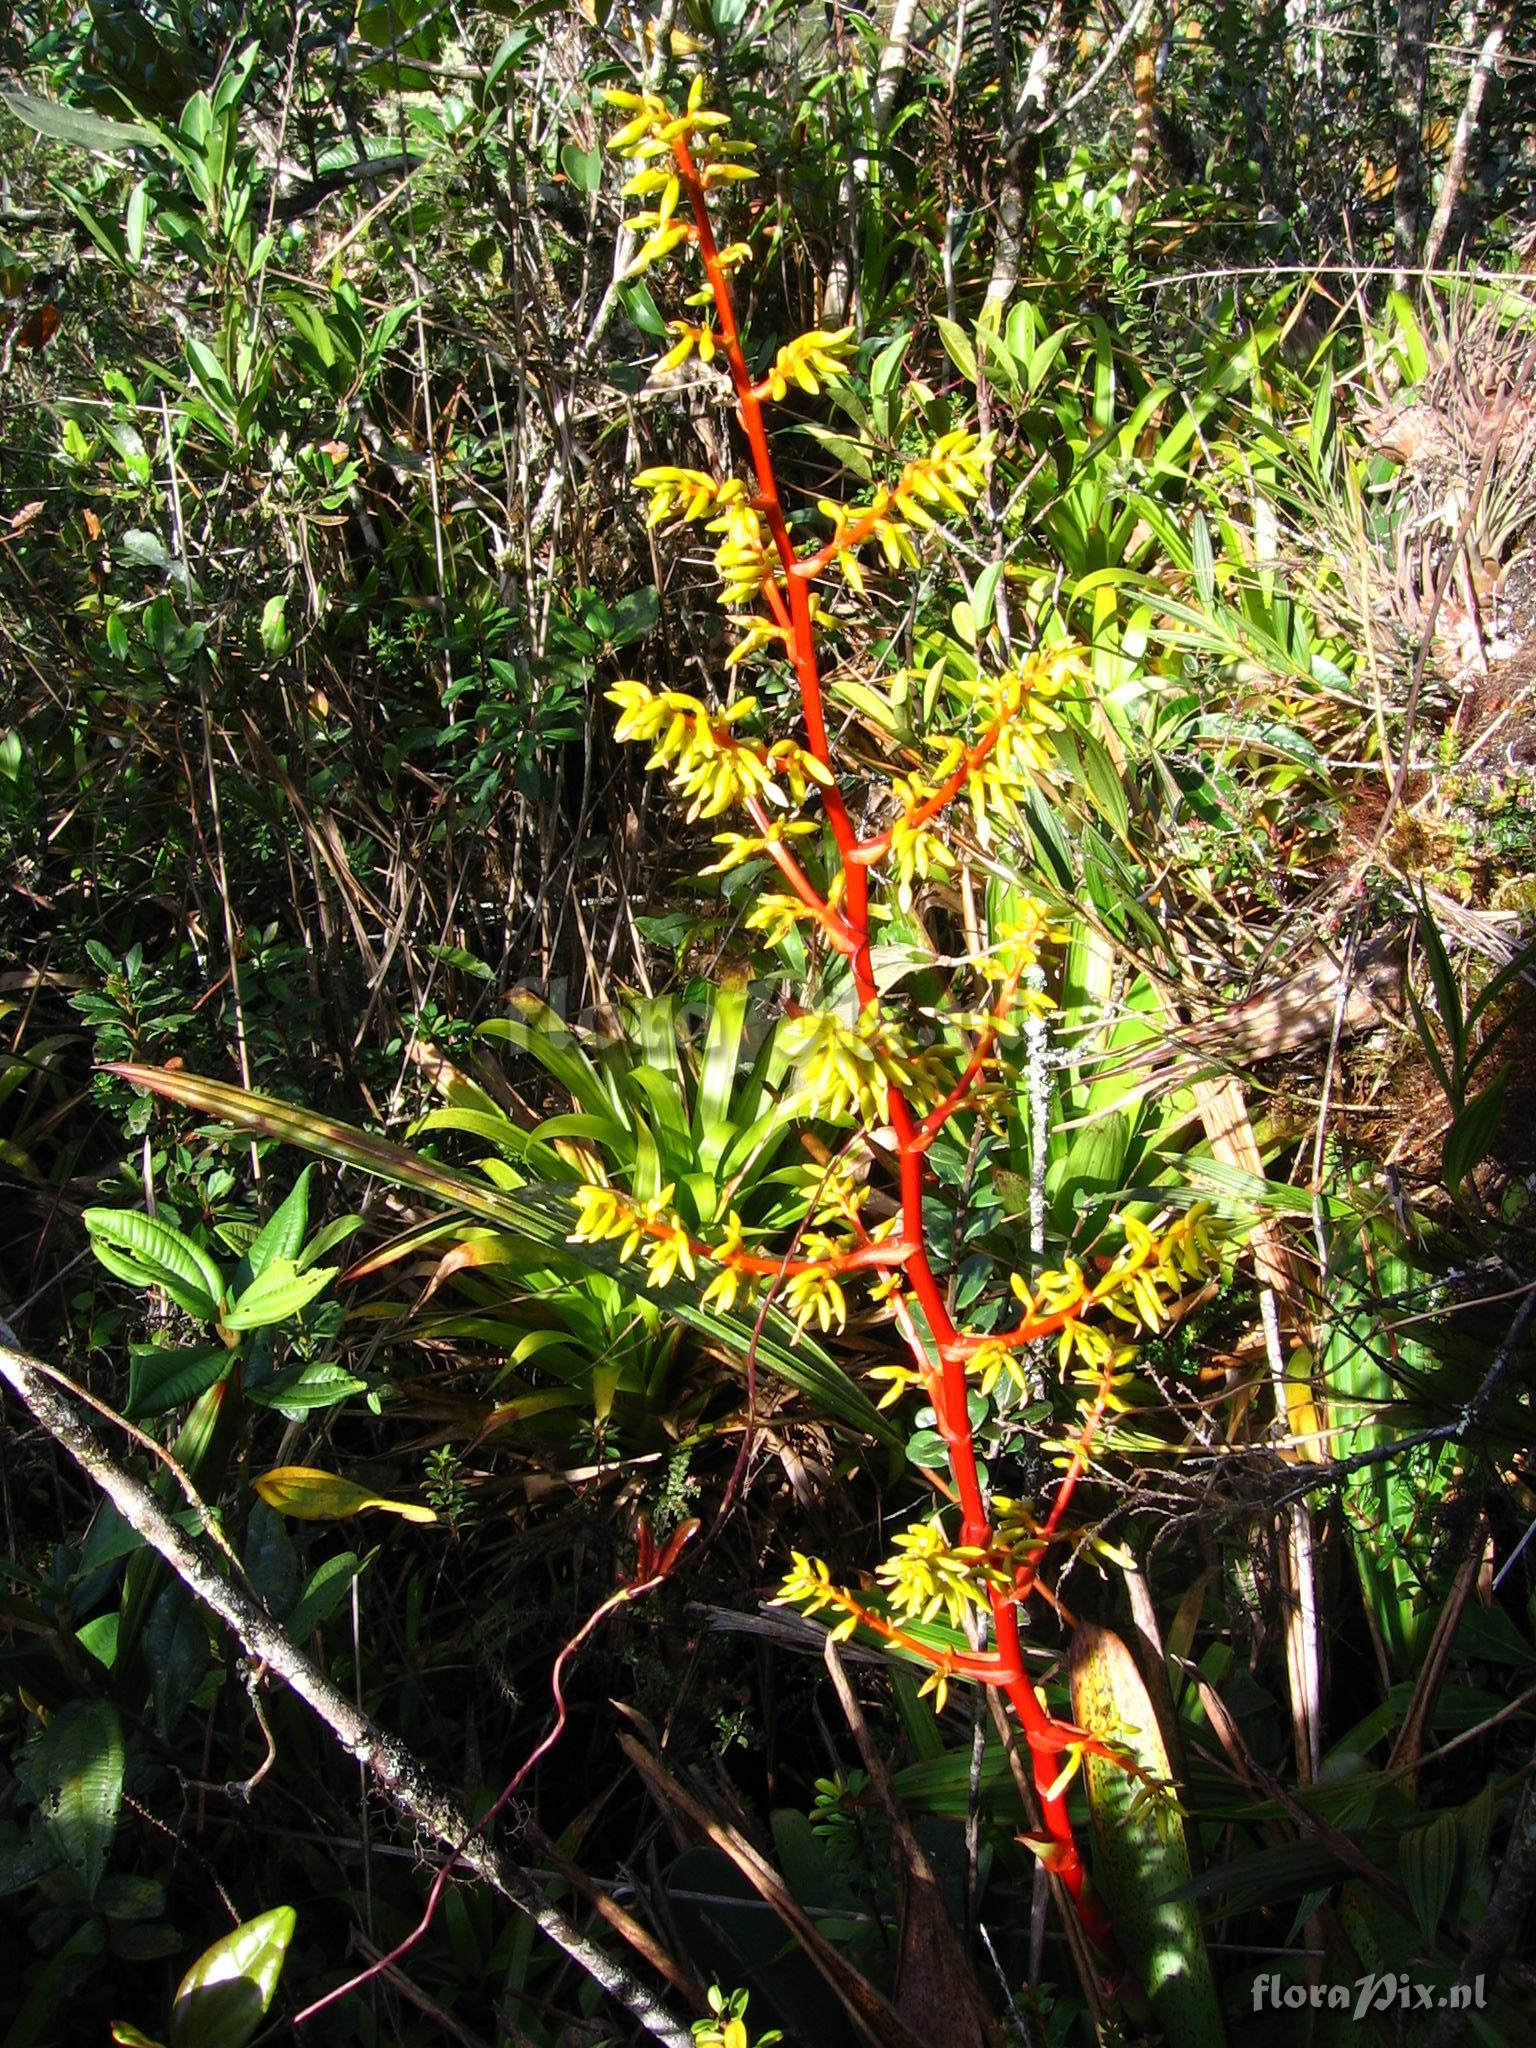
583,74,1224,1953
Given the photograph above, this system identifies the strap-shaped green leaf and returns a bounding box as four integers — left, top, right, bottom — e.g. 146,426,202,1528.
1070,1623,1226,2047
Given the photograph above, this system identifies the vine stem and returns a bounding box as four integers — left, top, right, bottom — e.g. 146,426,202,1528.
293,1533,695,2027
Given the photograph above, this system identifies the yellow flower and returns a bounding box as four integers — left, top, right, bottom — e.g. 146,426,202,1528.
643,1215,696,1290
890,430,992,526
568,1182,647,1261
817,432,992,586
875,1516,1008,1628
775,1551,847,1617
700,820,817,876
779,1003,944,1127
886,773,957,911
628,214,696,276
967,1336,1026,1397
744,892,822,947
607,680,809,821
868,1359,925,1409
724,612,794,666
604,76,731,162
916,1659,956,1713
699,158,758,193
978,897,1069,981
782,1265,847,1333
709,502,776,608
761,327,856,402
621,163,681,222
654,319,719,374
632,466,746,527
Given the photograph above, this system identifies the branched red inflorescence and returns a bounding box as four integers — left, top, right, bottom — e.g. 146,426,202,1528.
592,76,1219,1957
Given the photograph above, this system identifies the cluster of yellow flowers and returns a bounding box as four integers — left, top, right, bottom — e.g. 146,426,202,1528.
884,772,958,912
977,897,1071,983
759,327,857,402
699,819,818,876
875,1516,1011,1628
607,79,757,273
778,1003,947,1129
632,466,748,527
744,888,829,949
568,1181,696,1290
817,431,992,588
708,501,776,609
606,680,830,821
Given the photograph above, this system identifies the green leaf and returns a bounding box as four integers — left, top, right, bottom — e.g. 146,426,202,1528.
253,1467,435,1523
1070,1625,1224,2047
125,181,151,264
0,84,157,155
242,1501,301,1621
1398,1810,1460,1944
1415,893,1466,1090
145,1581,209,1739
970,560,1005,638
258,594,290,657
610,584,659,646
221,1257,336,1330
286,1552,363,1640
560,142,602,193
99,1874,168,1923
105,1063,901,1447
170,1906,296,2048
126,1345,232,1421
184,335,237,418
868,328,911,440
0,1826,63,1896
1190,510,1216,609
36,1699,124,1902
77,1613,121,1671
935,316,977,385
618,280,666,338
84,1209,224,1321
1453,1783,1496,1917
244,1168,314,1280
245,1362,367,1413
1442,1070,1507,1191
120,529,170,571
111,1922,185,1963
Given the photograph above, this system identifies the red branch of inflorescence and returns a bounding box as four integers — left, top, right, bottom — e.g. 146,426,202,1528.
656,112,1115,1948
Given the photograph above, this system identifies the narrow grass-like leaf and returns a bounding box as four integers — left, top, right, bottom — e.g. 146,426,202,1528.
1069,1624,1225,2046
